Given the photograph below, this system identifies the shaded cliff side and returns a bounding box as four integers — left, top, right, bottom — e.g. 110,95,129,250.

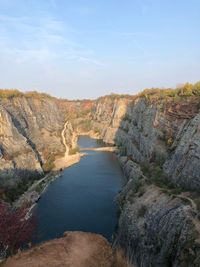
90,92,200,266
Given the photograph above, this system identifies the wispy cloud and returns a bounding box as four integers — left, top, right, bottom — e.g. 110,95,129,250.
78,57,105,66
0,13,104,67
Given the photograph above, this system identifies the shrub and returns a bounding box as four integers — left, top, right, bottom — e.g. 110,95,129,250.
0,89,23,98
138,205,147,217
43,154,56,172
178,83,193,96
0,201,35,258
69,147,80,155
192,81,200,95
94,127,101,134
3,181,30,203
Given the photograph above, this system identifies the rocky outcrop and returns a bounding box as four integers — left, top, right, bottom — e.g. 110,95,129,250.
115,158,200,267
2,231,114,267
163,112,200,190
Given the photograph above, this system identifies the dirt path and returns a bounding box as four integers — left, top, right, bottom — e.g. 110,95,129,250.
61,120,70,159
53,121,82,170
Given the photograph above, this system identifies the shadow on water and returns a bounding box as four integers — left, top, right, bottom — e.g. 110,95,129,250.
33,135,125,243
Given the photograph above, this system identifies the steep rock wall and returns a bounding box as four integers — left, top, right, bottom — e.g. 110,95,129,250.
91,95,200,266
0,96,75,187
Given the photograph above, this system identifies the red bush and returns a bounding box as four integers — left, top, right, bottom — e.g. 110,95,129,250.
0,201,35,258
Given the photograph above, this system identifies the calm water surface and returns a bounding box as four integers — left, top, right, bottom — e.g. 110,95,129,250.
34,136,125,243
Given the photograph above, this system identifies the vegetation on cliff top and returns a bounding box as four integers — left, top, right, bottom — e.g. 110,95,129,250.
139,81,200,100
0,89,53,99
0,81,200,102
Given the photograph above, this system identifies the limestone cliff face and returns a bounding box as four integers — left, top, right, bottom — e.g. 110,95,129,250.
93,96,200,191
92,96,131,144
0,96,74,187
91,95,200,266
115,158,200,267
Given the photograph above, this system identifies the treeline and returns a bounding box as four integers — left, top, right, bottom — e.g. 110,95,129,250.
139,81,200,99
1,81,200,101
0,89,53,99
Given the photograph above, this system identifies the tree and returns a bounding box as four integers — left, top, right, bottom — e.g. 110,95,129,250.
193,81,200,95
178,83,193,96
0,201,35,259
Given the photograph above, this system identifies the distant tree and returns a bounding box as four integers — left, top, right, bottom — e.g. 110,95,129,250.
178,83,193,96
193,81,200,95
0,201,35,259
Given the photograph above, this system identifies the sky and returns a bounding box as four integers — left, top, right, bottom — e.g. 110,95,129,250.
0,0,200,99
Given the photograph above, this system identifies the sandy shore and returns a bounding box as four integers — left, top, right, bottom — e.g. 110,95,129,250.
53,152,87,171
80,146,116,152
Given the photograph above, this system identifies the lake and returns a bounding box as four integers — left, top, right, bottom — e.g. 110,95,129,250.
34,136,125,243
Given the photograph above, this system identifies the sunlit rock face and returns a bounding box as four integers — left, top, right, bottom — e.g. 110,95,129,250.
0,96,79,186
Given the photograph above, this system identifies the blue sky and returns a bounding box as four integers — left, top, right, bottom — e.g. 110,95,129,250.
0,0,199,99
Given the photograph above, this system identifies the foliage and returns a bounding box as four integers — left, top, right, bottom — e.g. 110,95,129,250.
141,163,182,192
3,181,31,203
139,81,200,100
42,154,56,172
0,89,52,99
94,127,101,134
0,201,35,258
68,146,80,155
0,89,23,98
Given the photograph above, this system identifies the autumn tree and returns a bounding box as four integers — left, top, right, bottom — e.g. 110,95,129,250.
0,201,35,259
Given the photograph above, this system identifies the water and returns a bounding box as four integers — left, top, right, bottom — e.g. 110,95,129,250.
34,136,125,243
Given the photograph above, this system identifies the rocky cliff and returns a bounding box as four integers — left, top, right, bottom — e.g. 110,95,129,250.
90,93,200,266
0,94,79,190
1,88,200,266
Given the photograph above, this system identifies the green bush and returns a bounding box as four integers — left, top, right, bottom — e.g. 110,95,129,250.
0,89,23,98
94,127,101,134
43,154,56,172
69,147,80,155
3,180,30,202
139,81,200,100
0,89,53,99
